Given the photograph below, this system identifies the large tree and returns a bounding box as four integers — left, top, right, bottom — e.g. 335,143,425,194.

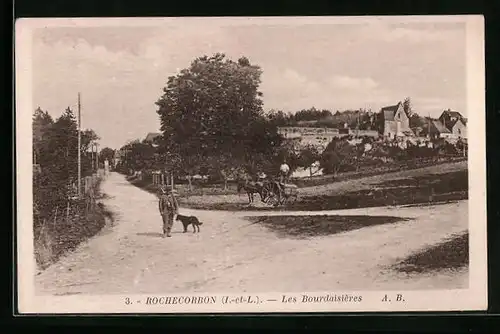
99,147,116,166
403,97,414,117
319,139,357,176
119,139,158,172
156,53,282,184
33,107,54,165
298,144,322,177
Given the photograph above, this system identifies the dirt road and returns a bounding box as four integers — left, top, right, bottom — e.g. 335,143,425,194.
35,172,468,296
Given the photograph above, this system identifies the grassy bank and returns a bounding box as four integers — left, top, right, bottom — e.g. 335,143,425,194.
126,157,467,198
293,156,466,188
34,180,115,271
179,169,468,211
394,231,469,274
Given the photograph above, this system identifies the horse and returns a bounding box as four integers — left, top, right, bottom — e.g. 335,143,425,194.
237,179,266,204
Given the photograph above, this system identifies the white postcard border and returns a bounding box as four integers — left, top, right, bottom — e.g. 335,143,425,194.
15,15,487,314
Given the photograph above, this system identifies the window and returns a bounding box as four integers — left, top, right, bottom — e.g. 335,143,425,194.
458,129,461,135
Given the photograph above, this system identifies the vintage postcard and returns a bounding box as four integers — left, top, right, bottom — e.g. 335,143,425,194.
16,15,487,314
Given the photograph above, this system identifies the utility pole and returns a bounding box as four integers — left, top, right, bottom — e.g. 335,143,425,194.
171,172,174,192
77,92,82,198
91,144,94,171
427,113,431,139
96,143,99,171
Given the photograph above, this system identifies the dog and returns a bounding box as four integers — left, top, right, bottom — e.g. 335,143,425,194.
176,214,203,233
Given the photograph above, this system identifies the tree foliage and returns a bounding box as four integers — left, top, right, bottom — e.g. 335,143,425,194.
118,140,159,172
292,107,332,122
155,53,283,180
99,147,115,165
270,107,376,130
298,144,322,177
403,97,414,117
319,139,358,175
33,107,100,223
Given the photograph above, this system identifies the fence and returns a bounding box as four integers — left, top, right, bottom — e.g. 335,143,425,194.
150,171,176,189
36,171,103,238
67,170,103,202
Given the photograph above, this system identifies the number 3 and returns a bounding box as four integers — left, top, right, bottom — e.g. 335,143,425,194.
125,297,131,305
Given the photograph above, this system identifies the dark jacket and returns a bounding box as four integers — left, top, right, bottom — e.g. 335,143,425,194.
159,193,179,215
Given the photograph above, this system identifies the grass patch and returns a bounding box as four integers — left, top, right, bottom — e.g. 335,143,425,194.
294,157,466,188
34,200,115,271
308,169,466,210
126,174,239,196
179,170,468,212
394,232,469,274
287,170,467,211
246,215,413,239
124,163,467,214
125,159,466,198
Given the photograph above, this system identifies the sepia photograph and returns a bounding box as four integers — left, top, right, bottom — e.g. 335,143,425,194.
16,15,487,313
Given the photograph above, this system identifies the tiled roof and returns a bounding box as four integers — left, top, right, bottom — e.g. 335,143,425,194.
440,110,467,130
448,119,459,130
431,120,451,133
442,110,464,119
380,102,402,121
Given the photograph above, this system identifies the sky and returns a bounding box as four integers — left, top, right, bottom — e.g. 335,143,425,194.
31,18,467,149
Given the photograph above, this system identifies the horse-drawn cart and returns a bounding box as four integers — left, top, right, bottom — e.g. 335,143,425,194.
237,175,299,207
262,181,298,207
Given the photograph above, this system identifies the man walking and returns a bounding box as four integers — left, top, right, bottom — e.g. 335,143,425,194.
158,185,179,238
279,159,290,185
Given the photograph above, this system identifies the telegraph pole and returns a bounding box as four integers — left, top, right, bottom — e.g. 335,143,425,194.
96,143,99,171
77,92,82,197
91,144,94,171
427,113,431,139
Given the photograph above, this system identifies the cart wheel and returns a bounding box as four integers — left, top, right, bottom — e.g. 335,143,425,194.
261,186,271,203
267,193,279,207
261,190,270,203
279,194,287,206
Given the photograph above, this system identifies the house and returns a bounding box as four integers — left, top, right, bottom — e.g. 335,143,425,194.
144,132,162,147
379,101,413,139
424,119,453,139
438,109,467,139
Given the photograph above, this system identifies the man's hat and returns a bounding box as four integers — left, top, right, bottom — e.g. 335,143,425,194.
159,185,178,195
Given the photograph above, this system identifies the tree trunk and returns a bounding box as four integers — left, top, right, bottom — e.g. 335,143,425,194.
223,177,228,191
187,175,193,191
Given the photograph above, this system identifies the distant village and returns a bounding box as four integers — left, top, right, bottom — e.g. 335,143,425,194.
275,101,467,153
114,100,468,172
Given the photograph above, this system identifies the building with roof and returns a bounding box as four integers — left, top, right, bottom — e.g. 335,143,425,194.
438,109,467,139
379,101,413,139
420,109,467,141
425,118,453,139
